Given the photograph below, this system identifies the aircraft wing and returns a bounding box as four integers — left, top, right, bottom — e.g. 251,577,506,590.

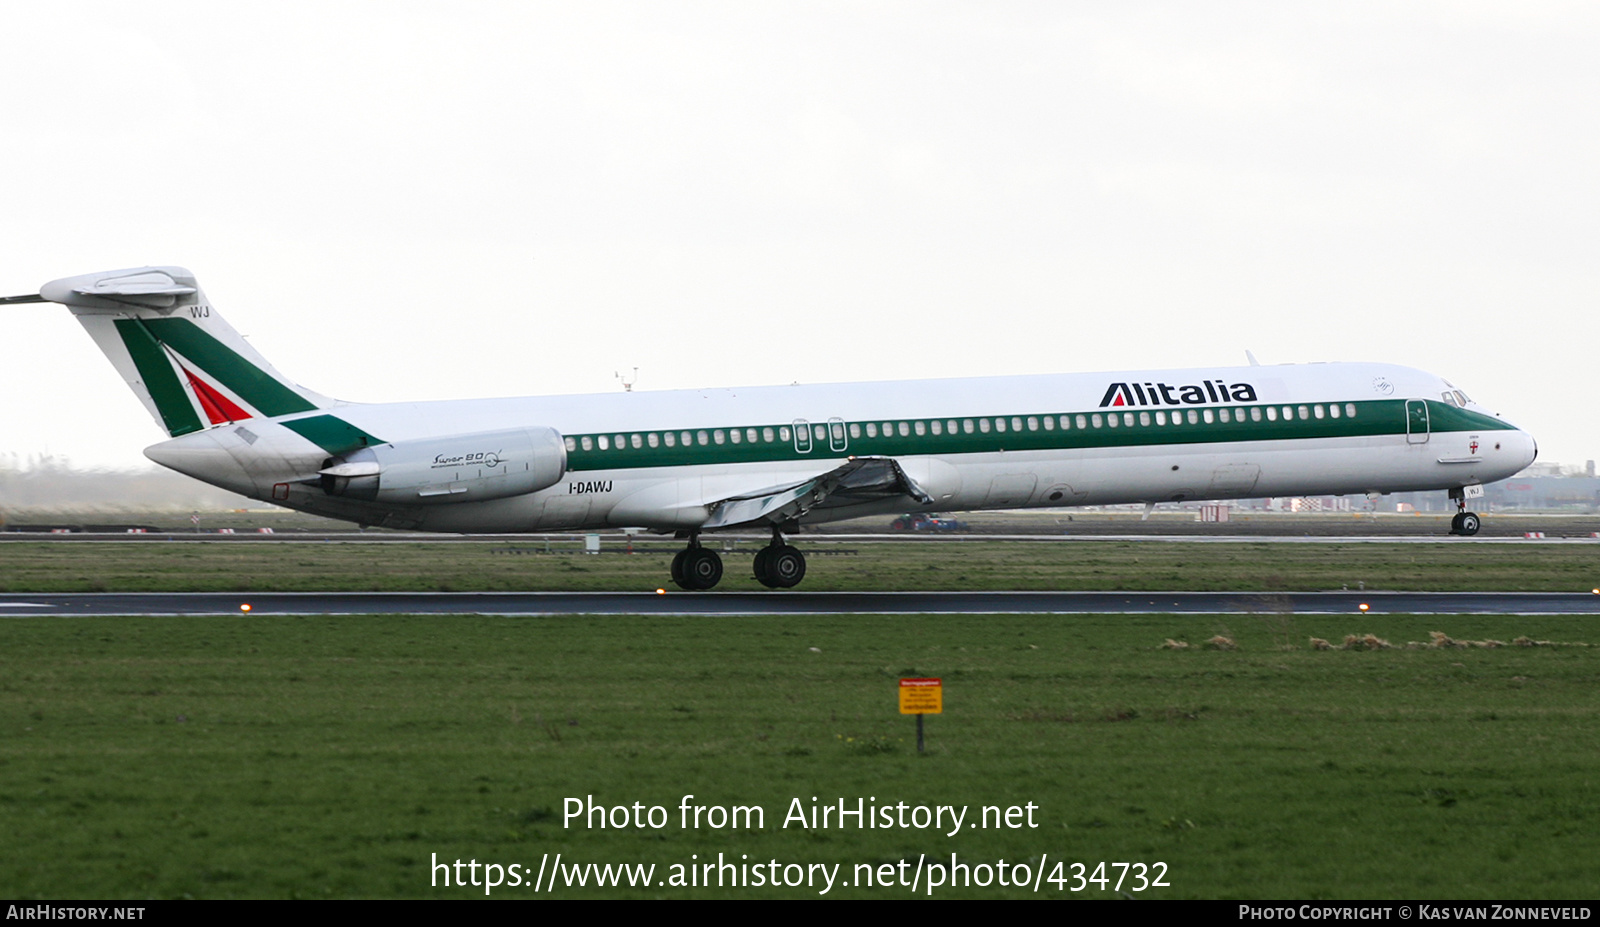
701,457,934,530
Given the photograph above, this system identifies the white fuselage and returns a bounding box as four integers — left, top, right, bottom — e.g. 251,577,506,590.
144,360,1536,533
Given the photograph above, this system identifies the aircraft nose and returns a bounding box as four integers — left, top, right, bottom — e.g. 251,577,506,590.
1511,429,1538,472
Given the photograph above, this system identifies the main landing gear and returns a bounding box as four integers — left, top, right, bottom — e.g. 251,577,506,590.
670,534,723,591
1447,487,1481,536
753,528,806,589
669,529,809,591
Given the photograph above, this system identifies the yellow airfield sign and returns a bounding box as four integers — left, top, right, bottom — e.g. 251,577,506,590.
898,677,943,715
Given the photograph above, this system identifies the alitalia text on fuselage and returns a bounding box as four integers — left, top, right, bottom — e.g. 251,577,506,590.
1100,379,1258,408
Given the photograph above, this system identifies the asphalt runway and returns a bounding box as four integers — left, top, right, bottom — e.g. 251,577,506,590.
4,533,1598,551
2,591,1597,616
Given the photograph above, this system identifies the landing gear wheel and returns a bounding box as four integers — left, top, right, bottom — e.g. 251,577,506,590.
1458,512,1481,536
757,544,806,589
670,549,689,586
675,547,723,590
1450,512,1465,534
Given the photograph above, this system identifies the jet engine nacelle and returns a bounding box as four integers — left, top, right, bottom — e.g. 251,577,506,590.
318,426,567,505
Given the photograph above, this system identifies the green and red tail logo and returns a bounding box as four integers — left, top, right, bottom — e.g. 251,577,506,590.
114,317,320,436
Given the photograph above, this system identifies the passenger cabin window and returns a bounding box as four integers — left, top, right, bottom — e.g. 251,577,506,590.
598,436,610,450
647,433,659,447
1091,414,1103,428
664,432,676,447
1345,404,1357,417
580,436,593,451
1155,411,1166,425
564,437,577,452
979,418,991,433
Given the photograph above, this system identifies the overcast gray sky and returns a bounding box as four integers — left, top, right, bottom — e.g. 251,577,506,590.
3,2,1595,473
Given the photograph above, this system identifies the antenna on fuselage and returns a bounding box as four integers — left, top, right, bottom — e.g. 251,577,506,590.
615,367,638,392
1245,350,1262,366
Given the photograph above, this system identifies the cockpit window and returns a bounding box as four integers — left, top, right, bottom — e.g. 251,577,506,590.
1454,390,1469,406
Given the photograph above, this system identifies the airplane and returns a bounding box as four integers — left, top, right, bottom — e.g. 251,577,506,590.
3,266,1538,590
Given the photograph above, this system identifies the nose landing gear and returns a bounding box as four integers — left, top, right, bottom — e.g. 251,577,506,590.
1447,487,1481,536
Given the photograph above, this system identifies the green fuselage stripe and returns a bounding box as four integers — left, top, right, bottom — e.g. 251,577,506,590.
561,399,1513,473
114,319,204,437
139,318,318,417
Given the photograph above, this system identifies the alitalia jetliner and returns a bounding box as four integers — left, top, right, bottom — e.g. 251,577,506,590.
5,267,1538,590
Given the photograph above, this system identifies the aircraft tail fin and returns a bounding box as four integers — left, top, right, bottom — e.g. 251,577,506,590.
24,266,334,437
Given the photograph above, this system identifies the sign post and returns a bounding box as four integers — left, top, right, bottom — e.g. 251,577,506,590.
898,677,942,754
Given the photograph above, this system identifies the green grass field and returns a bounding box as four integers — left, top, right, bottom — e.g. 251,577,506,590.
3,612,1597,898
1,537,1596,592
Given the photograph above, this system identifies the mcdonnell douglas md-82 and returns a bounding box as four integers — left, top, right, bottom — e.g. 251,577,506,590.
4,267,1538,589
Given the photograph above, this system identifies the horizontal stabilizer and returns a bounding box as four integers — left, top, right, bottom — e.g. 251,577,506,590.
42,269,197,309
701,457,933,529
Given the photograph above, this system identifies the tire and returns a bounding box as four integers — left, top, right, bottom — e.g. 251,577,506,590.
670,549,689,586
753,547,774,587
1458,512,1481,536
676,547,723,590
1449,512,1464,534
766,545,806,588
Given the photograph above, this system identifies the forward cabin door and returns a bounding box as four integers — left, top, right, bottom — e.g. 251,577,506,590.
1406,400,1430,445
